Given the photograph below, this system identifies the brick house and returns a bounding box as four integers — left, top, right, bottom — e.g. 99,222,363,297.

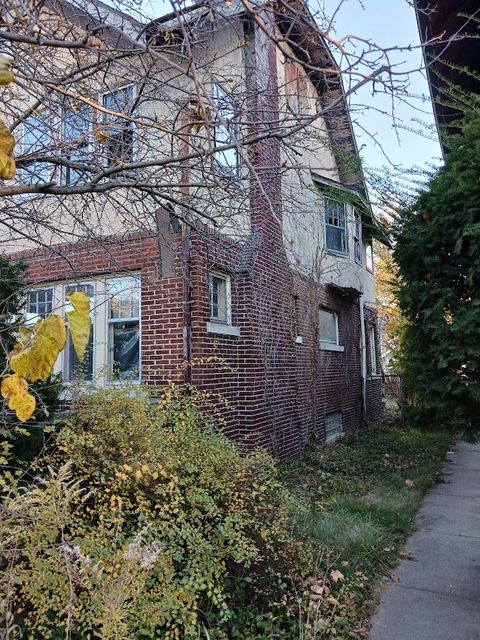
6,0,386,458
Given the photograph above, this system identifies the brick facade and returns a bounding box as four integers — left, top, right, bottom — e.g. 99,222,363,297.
11,9,383,459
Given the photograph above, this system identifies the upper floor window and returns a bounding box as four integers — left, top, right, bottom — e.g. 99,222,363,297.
208,271,231,324
324,197,347,254
20,114,52,184
63,101,93,185
366,241,374,272
212,83,239,177
101,85,135,167
353,208,362,264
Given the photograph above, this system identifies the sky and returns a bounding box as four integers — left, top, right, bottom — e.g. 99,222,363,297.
143,0,443,176
319,0,442,174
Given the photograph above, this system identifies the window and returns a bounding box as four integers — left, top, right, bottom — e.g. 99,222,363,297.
209,271,231,324
366,241,374,272
63,101,93,185
325,412,343,443
319,308,339,345
107,277,140,381
353,208,362,264
20,114,52,183
26,288,53,325
324,197,347,254
212,83,239,177
368,325,378,375
64,283,94,381
26,275,141,385
101,85,135,166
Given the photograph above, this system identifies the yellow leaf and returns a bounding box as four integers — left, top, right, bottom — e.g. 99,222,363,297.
10,315,66,382
1,374,36,422
0,121,15,180
0,55,14,86
95,131,110,142
66,291,91,362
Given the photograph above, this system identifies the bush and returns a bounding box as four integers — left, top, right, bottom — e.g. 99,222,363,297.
0,385,305,639
394,113,480,428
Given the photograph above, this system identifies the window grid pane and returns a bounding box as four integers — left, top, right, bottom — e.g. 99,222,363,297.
324,198,347,253
27,288,53,323
209,274,228,323
102,86,134,166
107,277,140,381
212,83,238,175
64,283,95,382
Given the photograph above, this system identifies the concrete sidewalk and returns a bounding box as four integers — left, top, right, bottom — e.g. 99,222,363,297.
369,440,480,640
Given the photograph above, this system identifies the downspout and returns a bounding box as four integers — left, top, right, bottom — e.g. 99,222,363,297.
359,293,367,420
178,112,192,389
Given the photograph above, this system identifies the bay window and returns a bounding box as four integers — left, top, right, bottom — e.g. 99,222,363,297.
25,275,141,385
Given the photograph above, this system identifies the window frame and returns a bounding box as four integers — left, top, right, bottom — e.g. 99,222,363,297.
208,270,232,325
353,207,362,264
62,281,96,383
25,275,141,386
325,411,343,444
319,308,344,352
99,83,136,169
105,276,141,383
18,112,55,185
61,100,94,186
211,82,240,178
366,241,374,273
368,323,378,376
323,196,348,256
25,286,54,325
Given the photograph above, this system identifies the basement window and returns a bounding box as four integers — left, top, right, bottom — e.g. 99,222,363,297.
325,412,343,443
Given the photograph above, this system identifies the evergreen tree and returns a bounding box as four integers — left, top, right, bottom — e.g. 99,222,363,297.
394,114,480,427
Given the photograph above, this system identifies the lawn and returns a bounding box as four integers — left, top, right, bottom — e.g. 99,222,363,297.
282,425,453,639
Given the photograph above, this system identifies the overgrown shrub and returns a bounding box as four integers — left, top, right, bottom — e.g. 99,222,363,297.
394,113,480,428
0,385,306,639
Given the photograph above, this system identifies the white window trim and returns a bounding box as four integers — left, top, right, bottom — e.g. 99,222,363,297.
366,241,374,273
368,324,379,377
323,196,349,257
208,270,232,325
27,274,141,387
62,281,96,383
319,309,343,351
105,276,141,384
353,207,363,265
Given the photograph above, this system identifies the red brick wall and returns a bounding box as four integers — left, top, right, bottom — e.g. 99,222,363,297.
18,232,185,385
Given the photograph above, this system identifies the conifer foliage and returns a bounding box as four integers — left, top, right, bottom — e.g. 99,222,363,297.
394,114,480,427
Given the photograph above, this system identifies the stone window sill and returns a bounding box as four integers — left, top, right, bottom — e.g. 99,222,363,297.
320,342,344,352
206,322,241,337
